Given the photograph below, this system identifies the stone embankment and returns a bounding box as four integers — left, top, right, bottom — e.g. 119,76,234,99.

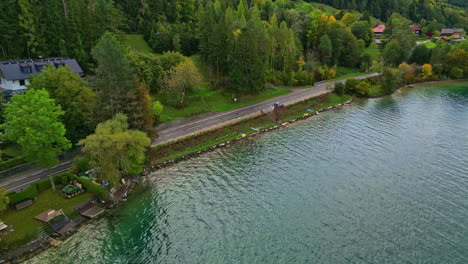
142,99,353,175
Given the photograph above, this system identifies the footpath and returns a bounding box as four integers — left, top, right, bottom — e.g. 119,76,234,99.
0,72,379,191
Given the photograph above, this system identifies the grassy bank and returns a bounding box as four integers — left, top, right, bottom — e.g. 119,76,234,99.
122,34,153,53
0,190,93,251
160,83,291,123
150,93,351,165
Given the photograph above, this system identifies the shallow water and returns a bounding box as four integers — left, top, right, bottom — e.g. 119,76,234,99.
27,82,468,264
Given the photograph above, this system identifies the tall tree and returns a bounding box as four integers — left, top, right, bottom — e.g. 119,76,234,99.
79,113,151,186
1,89,71,190
28,66,96,144
92,32,153,135
319,34,333,65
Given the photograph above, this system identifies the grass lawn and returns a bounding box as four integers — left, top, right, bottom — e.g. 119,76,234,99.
332,67,369,80
362,46,381,61
189,54,215,82
150,93,351,164
0,189,94,250
424,42,437,49
122,34,153,53
157,83,291,123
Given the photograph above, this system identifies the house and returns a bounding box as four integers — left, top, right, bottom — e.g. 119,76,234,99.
373,24,386,38
0,57,83,91
410,25,421,35
441,28,465,38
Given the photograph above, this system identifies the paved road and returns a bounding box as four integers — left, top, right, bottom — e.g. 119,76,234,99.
0,160,74,192
153,72,380,146
0,72,379,192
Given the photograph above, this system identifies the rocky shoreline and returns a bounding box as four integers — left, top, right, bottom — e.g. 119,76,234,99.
142,99,354,175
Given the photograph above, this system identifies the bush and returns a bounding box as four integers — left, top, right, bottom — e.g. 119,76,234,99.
73,156,91,174
7,185,38,205
53,171,74,186
334,82,345,96
0,156,27,171
295,70,314,86
75,176,105,199
355,81,370,97
345,78,360,95
450,67,463,79
33,178,51,192
152,101,164,121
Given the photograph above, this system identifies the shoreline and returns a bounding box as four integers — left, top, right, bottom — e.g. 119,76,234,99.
366,79,468,99
2,79,466,263
142,99,353,175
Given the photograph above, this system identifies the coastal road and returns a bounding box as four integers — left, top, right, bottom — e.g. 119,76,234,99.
153,72,380,146
0,160,74,192
0,72,379,192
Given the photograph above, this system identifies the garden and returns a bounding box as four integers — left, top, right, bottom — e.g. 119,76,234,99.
0,171,105,251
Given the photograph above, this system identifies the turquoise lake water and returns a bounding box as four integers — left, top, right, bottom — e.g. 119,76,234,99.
27,82,468,264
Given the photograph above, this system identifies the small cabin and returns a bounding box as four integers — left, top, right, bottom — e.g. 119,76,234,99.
373,25,386,38
410,25,421,35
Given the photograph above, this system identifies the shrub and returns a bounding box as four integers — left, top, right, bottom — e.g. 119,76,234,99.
344,78,360,95
53,171,75,185
355,81,370,97
450,67,463,79
295,70,314,86
334,82,345,96
0,156,27,171
152,101,164,120
7,185,38,205
75,176,105,199
73,156,91,173
33,178,51,192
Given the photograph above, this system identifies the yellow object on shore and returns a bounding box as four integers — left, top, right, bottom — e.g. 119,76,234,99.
304,113,309,117
241,134,246,138
92,181,100,185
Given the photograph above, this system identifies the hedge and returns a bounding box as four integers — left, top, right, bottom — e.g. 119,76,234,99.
75,176,105,198
53,172,74,186
0,156,27,171
33,178,51,192
7,185,38,205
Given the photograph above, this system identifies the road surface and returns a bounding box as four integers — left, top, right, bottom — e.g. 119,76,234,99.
0,72,379,192
0,160,74,192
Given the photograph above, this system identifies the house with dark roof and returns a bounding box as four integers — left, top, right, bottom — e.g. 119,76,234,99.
441,28,465,39
0,57,83,91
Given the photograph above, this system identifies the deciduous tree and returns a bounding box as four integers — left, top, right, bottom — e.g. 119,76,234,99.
163,59,202,106
1,89,71,190
28,66,96,144
79,114,151,186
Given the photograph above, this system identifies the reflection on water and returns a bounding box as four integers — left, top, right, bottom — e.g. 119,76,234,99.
27,82,468,264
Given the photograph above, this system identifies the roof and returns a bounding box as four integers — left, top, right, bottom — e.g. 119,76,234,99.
411,25,421,31
441,28,464,34
0,57,83,81
373,25,386,33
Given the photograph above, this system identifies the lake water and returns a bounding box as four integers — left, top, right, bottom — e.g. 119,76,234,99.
27,82,468,264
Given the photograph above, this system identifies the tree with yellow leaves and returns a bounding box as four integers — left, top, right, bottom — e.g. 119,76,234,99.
420,64,433,80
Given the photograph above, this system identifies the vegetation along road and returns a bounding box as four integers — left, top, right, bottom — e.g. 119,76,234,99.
0,72,378,193
153,72,379,146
